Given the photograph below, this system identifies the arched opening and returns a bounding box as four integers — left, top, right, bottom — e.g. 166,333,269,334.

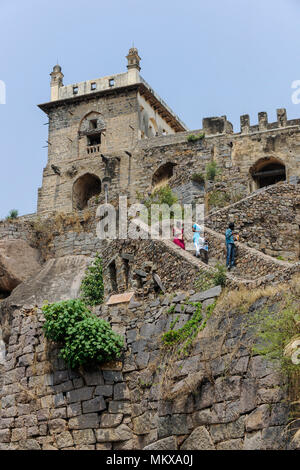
250,157,286,189
72,173,101,210
152,162,176,190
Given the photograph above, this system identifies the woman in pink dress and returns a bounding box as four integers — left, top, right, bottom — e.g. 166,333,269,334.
173,221,185,250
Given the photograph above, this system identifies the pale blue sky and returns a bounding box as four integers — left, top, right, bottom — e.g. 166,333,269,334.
1,0,300,217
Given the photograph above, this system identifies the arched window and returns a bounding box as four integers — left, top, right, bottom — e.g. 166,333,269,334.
72,173,101,210
152,162,176,189
250,157,286,189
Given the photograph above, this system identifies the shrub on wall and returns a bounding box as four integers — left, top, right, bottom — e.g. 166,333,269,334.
42,299,124,368
80,253,104,306
191,173,205,185
187,133,205,142
206,161,218,181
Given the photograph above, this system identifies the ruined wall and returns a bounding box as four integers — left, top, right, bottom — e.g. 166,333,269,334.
206,183,300,261
0,287,296,450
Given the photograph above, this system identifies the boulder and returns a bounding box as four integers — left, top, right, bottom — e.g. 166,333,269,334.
0,239,41,293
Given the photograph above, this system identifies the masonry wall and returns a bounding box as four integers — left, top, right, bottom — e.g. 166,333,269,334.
0,289,296,450
206,183,300,261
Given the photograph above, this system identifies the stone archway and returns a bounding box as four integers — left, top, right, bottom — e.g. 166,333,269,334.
152,162,177,190
250,157,286,189
72,173,101,210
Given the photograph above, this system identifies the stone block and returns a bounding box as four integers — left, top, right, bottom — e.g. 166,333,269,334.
48,419,67,434
158,414,188,438
245,404,271,431
108,401,132,414
114,383,130,401
67,402,82,418
96,424,132,442
102,371,123,383
72,429,96,445
69,413,99,430
95,385,113,397
181,426,215,450
0,429,11,443
132,411,157,435
82,396,106,413
100,413,123,428
56,431,74,449
83,370,104,386
66,387,94,404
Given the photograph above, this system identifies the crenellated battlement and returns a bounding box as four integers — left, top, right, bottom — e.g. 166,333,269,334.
240,108,300,134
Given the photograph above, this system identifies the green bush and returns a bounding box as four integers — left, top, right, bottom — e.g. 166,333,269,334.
213,263,227,286
80,254,104,306
187,133,205,142
42,299,90,342
42,299,124,368
5,209,18,220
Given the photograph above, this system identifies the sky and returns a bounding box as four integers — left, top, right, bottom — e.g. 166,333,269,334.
1,0,300,218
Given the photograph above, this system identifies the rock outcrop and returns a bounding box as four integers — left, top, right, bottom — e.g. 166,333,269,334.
0,240,41,293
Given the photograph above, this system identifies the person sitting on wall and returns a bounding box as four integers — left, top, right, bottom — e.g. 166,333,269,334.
225,221,238,270
173,220,185,250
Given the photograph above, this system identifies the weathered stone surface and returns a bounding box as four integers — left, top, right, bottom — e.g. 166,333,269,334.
108,401,131,414
4,255,90,307
66,387,94,404
100,413,123,428
72,429,96,445
245,405,270,431
56,431,74,449
144,436,177,450
82,397,106,414
0,239,41,292
181,426,215,450
132,411,157,435
0,429,11,443
96,424,132,442
48,419,67,434
209,416,245,443
95,385,113,397
158,414,188,438
69,414,99,430
244,431,262,450
216,438,243,450
67,403,82,418
189,286,221,302
114,383,130,400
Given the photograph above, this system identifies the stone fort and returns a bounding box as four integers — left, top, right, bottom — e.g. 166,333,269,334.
38,47,300,216
0,48,299,451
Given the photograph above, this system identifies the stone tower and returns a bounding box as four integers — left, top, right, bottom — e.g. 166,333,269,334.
37,48,187,214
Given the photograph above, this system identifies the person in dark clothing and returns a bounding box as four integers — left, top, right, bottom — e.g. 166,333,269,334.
225,222,237,270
